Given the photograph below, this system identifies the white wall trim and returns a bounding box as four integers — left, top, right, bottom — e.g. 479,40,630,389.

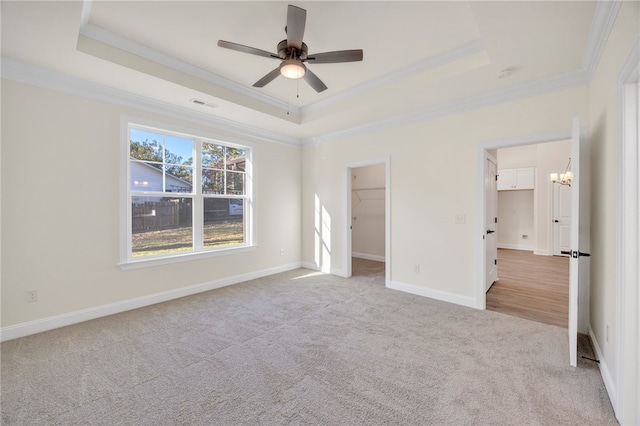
75,0,617,146
0,262,302,342
79,0,92,27
533,249,551,256
352,252,385,262
78,22,297,118
388,280,476,310
582,1,623,80
589,326,618,412
497,244,534,252
301,261,320,271
302,40,486,117
306,69,588,146
615,36,640,425
0,57,301,148
330,268,348,278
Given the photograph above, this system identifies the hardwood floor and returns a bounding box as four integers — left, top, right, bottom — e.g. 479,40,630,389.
487,249,569,328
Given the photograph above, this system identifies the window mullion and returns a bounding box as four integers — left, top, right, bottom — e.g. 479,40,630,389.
223,146,227,196
193,139,203,251
162,135,167,192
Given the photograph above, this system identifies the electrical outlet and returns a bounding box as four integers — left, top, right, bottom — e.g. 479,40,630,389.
414,264,420,273
26,290,38,303
280,248,285,256
454,214,466,224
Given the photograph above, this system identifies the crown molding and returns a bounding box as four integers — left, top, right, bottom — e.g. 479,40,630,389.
582,0,622,80
78,22,302,124
304,68,588,146
77,0,299,121
301,40,486,117
305,0,620,146
1,57,302,148
6,0,615,149
79,0,92,27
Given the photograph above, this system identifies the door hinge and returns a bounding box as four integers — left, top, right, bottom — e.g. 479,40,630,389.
495,175,498,181
494,259,497,265
494,217,497,224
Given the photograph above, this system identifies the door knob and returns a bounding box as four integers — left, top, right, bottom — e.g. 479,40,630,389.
486,230,495,234
554,220,559,223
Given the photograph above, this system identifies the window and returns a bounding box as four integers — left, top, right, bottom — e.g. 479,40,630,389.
124,123,252,264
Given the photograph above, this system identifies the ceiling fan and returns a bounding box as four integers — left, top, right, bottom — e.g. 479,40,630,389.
218,4,363,93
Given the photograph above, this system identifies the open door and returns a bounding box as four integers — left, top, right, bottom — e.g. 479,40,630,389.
567,117,590,367
485,155,498,290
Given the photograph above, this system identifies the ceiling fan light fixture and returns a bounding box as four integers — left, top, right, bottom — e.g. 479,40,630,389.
280,59,306,79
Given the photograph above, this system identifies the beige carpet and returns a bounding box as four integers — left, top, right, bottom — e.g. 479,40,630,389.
1,259,615,425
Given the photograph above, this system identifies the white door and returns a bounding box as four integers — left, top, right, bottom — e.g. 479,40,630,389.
485,156,498,291
552,183,572,256
568,117,589,367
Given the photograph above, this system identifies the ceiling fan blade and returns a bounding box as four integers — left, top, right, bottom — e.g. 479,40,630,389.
286,5,306,50
253,67,282,88
307,49,364,64
218,40,278,59
303,68,328,93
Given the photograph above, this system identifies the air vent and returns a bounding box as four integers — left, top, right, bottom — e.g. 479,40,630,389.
497,68,512,79
190,98,218,109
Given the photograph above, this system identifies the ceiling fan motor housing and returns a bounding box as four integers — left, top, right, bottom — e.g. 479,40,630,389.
277,40,308,60
217,5,362,92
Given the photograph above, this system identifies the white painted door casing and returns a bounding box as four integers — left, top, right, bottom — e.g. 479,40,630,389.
485,156,498,290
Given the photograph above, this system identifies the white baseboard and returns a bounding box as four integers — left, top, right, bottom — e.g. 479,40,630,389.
533,249,551,256
300,261,347,277
497,243,534,251
352,252,385,262
388,280,476,309
588,326,617,417
301,261,320,271
0,262,302,342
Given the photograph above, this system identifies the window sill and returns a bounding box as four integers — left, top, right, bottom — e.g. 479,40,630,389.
118,244,257,270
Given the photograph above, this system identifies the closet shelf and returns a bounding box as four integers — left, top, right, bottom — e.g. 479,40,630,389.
352,187,385,191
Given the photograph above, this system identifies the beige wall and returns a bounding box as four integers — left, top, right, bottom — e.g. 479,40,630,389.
302,86,589,301
0,79,302,328
587,1,639,421
497,190,534,250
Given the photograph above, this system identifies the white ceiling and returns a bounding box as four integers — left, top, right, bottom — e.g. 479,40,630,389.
1,1,598,143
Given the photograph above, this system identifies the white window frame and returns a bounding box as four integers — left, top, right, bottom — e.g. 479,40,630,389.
119,118,255,269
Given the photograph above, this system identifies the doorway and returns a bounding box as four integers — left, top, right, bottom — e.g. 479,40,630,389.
344,158,390,285
485,140,572,327
485,154,498,291
476,133,576,306
478,124,589,369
